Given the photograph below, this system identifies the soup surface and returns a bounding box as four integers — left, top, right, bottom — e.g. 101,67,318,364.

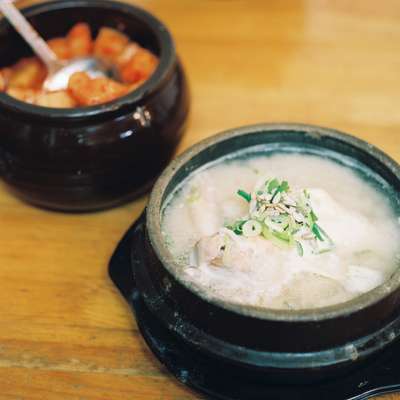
161,151,400,310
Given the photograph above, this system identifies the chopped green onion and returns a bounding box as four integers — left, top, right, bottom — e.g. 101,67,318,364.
229,177,333,256
226,219,247,235
315,248,333,254
312,223,324,241
242,220,262,237
270,180,290,202
272,230,291,243
262,225,272,240
310,210,318,223
263,226,290,248
233,225,244,235
265,218,286,233
268,179,280,193
296,241,304,256
237,189,251,203
316,225,334,247
280,180,289,193
270,187,281,203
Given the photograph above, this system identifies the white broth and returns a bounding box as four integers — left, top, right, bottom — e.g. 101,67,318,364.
161,152,400,310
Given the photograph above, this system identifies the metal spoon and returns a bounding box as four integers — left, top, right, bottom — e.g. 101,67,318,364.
0,0,114,91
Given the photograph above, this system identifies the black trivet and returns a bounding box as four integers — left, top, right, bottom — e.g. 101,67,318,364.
109,215,400,400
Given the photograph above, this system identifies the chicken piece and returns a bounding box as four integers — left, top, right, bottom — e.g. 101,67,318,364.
194,234,226,267
193,231,257,272
47,38,71,60
119,47,158,84
93,27,129,64
35,90,77,108
8,58,47,89
6,87,38,104
68,71,129,106
269,272,353,310
67,22,93,58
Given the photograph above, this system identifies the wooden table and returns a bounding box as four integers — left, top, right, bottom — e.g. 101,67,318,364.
1,0,399,398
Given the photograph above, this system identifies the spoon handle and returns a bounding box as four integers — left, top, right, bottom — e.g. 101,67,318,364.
0,0,59,70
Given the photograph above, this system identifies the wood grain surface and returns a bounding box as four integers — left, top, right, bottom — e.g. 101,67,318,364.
1,0,400,399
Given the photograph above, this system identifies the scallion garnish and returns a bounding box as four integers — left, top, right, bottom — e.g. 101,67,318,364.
310,210,318,223
312,223,324,241
226,219,247,235
242,220,262,237
237,189,252,203
296,241,304,256
227,177,334,256
268,178,280,193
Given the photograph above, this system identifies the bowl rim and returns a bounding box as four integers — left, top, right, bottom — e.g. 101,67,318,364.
146,122,400,322
0,0,175,120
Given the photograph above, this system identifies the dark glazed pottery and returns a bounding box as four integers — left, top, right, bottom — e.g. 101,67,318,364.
0,0,189,211
135,123,400,383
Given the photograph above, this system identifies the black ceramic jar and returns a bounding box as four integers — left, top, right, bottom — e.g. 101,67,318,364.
0,0,189,211
130,123,400,386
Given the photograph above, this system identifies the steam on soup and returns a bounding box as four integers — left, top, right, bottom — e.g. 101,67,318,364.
161,152,400,310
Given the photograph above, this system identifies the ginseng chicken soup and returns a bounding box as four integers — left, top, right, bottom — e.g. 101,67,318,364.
161,150,400,310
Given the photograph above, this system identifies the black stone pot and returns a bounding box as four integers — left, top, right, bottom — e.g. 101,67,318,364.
110,214,400,400
0,0,189,212
136,124,400,385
